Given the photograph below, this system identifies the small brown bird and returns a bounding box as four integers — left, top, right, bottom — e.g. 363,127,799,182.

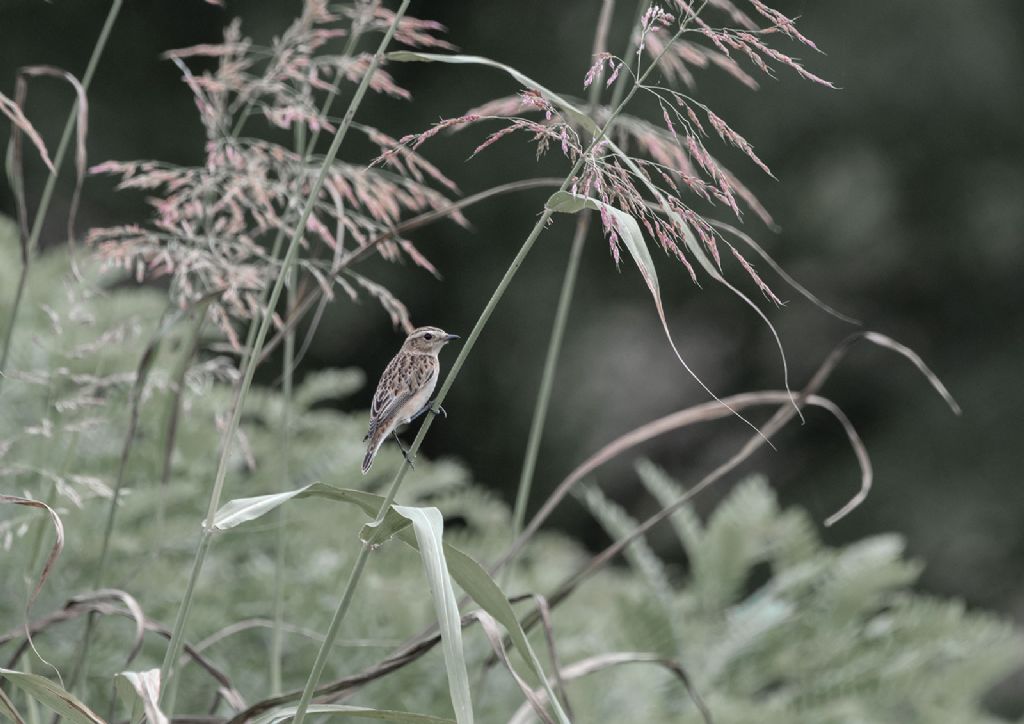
362,326,459,474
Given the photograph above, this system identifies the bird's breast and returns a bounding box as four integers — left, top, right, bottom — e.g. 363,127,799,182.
400,367,438,424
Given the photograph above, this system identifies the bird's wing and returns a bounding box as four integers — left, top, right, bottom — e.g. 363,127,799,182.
367,356,404,438
366,354,437,439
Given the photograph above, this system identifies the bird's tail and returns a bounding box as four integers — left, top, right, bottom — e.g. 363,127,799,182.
361,434,382,474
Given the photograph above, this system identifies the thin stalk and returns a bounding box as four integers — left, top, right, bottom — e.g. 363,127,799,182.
24,656,40,724
256,178,564,368
289,190,574,720
65,300,175,701
96,303,174,584
160,24,350,702
509,219,589,552
0,0,122,382
508,0,617,569
608,0,650,109
157,311,206,531
289,16,689,722
157,0,413,712
230,1,365,141
271,219,300,697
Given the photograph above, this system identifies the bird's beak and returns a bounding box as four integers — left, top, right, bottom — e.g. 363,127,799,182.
444,333,460,342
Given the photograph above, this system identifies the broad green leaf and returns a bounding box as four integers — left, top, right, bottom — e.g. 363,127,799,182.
439,547,569,723
114,669,167,724
393,506,473,724
212,483,571,724
251,704,455,724
0,669,104,724
209,482,384,531
360,505,414,545
386,51,598,134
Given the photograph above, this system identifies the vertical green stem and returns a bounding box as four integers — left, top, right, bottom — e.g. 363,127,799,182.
290,164,583,724
287,10,689,717
496,0,696,579
66,301,174,700
158,529,212,710
609,0,651,109
271,260,298,695
0,0,123,382
157,311,206,532
507,0,618,567
157,0,413,712
509,217,589,549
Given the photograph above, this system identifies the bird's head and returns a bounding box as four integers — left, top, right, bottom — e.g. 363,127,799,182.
403,326,460,354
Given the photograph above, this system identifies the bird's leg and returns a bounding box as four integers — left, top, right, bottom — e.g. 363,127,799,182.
428,399,447,418
408,400,446,423
392,431,416,469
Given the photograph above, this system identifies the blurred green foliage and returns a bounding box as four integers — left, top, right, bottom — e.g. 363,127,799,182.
3,1,1020,640
0,220,1021,722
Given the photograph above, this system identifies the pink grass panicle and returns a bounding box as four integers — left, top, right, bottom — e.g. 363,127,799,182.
88,0,461,349
382,0,830,300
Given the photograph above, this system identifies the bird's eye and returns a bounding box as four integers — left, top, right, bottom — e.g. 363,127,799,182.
424,333,434,341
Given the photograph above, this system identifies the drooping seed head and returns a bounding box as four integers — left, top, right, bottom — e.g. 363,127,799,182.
402,325,459,353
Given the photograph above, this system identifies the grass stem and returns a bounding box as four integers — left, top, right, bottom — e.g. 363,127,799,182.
287,11,691,722
507,0,616,573
157,0,413,713
271,257,298,695
509,216,589,559
0,0,123,384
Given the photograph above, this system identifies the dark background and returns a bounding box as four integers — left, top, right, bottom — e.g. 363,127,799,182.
2,0,1023,712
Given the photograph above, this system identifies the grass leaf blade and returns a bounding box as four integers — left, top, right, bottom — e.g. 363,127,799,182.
0,687,25,724
211,482,569,723
547,190,773,444
386,51,598,134
393,506,473,724
114,669,168,724
251,704,455,724
0,669,104,724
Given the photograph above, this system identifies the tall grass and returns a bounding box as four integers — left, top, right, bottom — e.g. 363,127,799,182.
0,2,995,723
157,3,416,711
0,0,122,381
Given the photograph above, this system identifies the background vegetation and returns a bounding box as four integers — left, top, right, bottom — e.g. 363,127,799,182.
1,0,1022,721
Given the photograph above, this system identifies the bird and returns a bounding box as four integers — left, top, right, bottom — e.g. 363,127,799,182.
362,325,459,474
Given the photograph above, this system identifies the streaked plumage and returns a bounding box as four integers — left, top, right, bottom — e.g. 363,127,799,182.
362,326,458,474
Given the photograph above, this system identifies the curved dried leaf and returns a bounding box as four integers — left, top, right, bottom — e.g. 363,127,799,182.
472,611,555,724
70,589,146,668
712,219,859,325
0,91,54,172
18,66,89,263
507,652,711,724
861,331,960,415
0,496,63,611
